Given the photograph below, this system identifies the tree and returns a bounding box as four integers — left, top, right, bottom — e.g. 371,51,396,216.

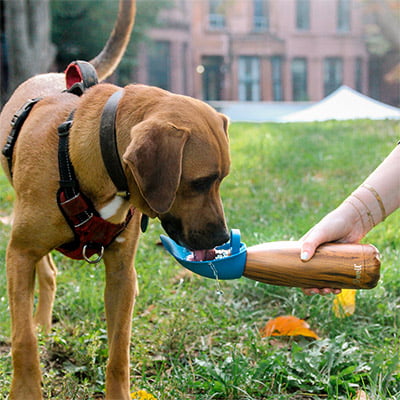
51,0,171,86
363,0,400,56
362,0,400,104
3,0,55,95
1,0,170,104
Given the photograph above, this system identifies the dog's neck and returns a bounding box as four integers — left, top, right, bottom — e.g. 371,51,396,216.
68,84,157,222
99,89,130,200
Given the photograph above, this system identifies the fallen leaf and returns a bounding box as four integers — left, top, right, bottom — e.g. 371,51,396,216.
333,289,356,318
139,304,156,317
260,315,319,339
131,390,157,400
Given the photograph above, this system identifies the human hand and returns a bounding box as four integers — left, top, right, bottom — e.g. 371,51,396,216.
299,202,365,295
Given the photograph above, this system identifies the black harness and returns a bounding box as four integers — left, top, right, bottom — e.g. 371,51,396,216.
2,60,147,263
2,97,42,176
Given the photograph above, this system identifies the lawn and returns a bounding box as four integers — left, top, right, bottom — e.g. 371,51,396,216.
0,119,399,399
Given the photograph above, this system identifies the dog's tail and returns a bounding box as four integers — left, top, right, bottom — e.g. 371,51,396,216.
90,0,136,81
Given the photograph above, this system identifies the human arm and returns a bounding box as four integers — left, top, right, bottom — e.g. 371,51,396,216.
300,144,400,295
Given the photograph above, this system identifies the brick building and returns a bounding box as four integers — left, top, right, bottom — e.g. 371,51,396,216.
136,0,369,102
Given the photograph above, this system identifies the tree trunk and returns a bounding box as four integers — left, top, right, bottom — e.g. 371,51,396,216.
4,0,55,95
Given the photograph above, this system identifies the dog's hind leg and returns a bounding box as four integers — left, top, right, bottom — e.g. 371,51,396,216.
34,253,57,333
6,240,43,400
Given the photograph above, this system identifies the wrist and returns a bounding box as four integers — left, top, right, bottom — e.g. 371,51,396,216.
353,185,386,227
344,185,384,236
360,184,387,222
336,199,362,226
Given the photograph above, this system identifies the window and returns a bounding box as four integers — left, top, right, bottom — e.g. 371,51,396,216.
337,0,351,32
253,0,269,31
202,56,224,101
324,57,343,96
355,57,363,93
368,57,381,101
209,0,225,29
271,56,283,101
147,41,170,91
238,56,261,101
291,58,308,101
296,0,310,31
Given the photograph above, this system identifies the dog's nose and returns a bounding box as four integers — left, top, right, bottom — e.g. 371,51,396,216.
187,224,229,250
211,228,230,247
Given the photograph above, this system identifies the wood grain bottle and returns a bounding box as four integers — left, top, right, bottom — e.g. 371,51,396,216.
243,241,380,289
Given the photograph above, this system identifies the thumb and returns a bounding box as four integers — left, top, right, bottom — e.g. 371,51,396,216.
300,229,323,261
300,241,317,261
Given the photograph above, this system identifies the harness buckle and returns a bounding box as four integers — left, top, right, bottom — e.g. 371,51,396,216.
74,212,94,228
58,120,73,137
10,98,42,128
83,244,104,264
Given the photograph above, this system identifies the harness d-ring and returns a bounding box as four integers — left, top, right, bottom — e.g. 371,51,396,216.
83,245,104,264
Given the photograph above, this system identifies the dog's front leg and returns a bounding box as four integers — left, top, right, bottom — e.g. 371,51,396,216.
103,219,140,400
6,241,43,400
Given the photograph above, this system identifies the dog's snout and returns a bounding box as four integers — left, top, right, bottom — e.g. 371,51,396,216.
160,214,229,250
187,222,229,250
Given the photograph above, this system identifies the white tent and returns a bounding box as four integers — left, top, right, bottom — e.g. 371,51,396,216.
280,86,400,122
207,101,312,123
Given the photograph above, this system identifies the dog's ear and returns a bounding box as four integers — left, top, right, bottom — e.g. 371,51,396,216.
219,113,229,135
123,120,190,214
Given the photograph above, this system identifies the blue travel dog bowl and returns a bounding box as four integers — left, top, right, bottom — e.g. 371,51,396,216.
160,229,247,280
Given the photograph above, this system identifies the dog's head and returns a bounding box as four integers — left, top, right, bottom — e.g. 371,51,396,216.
123,90,230,250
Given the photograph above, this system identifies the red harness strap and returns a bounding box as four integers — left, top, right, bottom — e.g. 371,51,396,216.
56,189,134,262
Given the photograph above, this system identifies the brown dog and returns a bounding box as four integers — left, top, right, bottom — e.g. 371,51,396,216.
0,1,230,399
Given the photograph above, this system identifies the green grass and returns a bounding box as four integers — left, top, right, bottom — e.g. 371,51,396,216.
0,119,399,399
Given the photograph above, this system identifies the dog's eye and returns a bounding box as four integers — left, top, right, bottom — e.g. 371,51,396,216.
191,174,218,192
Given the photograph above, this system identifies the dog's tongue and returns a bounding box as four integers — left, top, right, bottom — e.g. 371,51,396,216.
188,249,216,261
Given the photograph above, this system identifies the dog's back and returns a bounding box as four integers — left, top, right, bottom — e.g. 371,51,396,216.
0,0,136,183
0,74,66,180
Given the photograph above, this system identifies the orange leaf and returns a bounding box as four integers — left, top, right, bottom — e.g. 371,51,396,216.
260,315,319,339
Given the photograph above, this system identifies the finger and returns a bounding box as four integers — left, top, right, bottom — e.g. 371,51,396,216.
302,287,341,295
302,288,320,295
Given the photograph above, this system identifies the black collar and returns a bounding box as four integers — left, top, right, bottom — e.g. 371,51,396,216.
99,90,130,200
99,90,149,231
